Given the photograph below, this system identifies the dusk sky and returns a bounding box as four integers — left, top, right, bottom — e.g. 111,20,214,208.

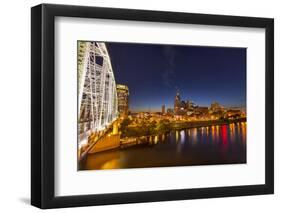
107,42,246,112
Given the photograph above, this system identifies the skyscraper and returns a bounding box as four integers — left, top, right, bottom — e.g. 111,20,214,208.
116,84,129,117
162,104,166,114
174,90,181,115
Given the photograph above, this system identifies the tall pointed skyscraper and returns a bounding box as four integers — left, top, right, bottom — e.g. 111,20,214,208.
174,90,181,115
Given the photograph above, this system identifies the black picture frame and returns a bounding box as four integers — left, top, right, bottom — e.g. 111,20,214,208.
31,3,274,209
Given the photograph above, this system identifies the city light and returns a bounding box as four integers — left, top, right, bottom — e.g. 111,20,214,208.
78,41,247,170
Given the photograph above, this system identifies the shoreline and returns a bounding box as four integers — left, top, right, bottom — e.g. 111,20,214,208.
172,117,246,130
120,117,246,147
79,118,247,169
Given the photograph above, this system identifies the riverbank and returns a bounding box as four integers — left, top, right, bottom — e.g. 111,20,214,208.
120,118,246,148
172,117,246,130
81,120,246,170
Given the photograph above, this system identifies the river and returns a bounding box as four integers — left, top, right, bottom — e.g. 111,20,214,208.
80,122,246,170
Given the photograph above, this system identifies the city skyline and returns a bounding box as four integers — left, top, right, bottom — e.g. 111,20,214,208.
78,41,247,170
107,42,246,112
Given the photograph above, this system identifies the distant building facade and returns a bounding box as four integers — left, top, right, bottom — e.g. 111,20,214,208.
167,108,174,115
162,105,166,114
116,84,129,117
194,106,209,115
174,91,181,115
172,91,239,119
174,91,197,116
210,102,224,113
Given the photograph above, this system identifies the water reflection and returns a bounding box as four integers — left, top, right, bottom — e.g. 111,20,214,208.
161,134,165,141
82,122,247,170
175,130,179,143
171,122,247,148
180,130,185,144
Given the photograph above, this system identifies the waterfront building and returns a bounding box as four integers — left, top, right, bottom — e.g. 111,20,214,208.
209,101,225,118
194,106,209,116
226,109,242,119
210,102,224,112
116,84,129,117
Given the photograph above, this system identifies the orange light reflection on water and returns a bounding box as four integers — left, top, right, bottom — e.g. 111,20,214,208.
180,130,185,144
241,122,246,143
101,159,120,170
176,131,179,143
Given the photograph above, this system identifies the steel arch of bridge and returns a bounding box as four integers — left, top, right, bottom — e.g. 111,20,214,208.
78,41,118,146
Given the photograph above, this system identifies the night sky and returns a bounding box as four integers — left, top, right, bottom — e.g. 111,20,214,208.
107,42,246,112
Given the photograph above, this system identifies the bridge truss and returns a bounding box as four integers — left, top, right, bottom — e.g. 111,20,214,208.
78,41,118,147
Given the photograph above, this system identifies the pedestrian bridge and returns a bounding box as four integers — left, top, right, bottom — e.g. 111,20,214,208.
78,41,120,161
79,120,120,161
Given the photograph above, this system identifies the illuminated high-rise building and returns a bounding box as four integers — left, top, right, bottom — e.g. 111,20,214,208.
174,90,181,115
116,84,129,117
162,104,166,114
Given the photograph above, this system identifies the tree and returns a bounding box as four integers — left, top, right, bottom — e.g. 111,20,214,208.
156,120,171,133
120,118,131,137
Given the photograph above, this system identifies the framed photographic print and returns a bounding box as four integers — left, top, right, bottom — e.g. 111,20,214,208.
31,4,274,209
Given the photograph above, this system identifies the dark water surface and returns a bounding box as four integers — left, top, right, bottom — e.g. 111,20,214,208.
82,122,246,170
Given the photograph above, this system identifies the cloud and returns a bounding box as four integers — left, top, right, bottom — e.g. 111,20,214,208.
163,46,176,66
161,68,175,88
161,46,177,88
